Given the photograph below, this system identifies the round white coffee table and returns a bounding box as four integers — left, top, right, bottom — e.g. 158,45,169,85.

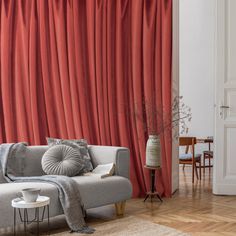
12,196,50,236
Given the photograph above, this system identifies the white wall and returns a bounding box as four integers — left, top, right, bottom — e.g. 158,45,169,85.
179,0,215,154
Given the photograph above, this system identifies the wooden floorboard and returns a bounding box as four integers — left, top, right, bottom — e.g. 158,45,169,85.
86,166,236,235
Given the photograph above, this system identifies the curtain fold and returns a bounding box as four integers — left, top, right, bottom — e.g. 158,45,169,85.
0,0,172,197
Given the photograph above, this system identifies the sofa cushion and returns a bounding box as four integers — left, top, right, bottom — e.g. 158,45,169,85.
0,144,47,180
42,145,84,177
5,143,26,177
72,175,132,209
9,145,49,177
23,145,49,176
47,138,93,173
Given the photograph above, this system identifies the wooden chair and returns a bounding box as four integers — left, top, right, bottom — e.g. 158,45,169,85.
179,137,201,183
203,151,213,174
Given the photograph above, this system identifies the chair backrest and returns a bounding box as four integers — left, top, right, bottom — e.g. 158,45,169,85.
179,137,196,156
179,137,197,146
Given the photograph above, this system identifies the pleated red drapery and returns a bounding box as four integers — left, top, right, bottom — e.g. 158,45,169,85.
0,0,172,197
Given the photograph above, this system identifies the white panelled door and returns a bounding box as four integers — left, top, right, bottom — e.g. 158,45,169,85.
214,0,236,194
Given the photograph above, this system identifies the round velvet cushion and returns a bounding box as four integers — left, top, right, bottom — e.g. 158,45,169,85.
41,145,83,177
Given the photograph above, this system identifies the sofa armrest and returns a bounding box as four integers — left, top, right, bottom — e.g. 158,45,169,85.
88,145,130,179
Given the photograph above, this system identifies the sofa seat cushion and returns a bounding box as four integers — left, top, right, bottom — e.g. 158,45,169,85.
0,182,63,228
72,175,132,209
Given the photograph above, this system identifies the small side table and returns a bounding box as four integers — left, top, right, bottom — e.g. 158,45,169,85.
12,196,50,236
144,165,163,202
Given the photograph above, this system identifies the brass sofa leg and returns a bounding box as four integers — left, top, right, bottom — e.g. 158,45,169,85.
115,201,126,216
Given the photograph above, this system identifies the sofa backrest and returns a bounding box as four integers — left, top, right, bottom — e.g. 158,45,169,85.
23,145,49,177
0,145,49,184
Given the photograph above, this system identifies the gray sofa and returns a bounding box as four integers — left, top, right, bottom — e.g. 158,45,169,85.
0,145,132,229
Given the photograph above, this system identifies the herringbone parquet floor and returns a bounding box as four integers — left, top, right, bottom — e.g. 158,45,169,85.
135,167,236,235
86,166,236,236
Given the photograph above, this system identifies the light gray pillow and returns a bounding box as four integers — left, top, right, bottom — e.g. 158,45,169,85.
46,138,93,173
41,145,84,177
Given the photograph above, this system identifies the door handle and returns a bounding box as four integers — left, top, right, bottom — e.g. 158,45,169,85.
219,104,230,119
220,105,230,109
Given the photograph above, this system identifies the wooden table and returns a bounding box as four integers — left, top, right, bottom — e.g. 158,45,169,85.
197,138,213,151
143,165,163,203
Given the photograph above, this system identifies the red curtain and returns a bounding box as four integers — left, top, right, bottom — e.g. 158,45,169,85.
0,0,172,197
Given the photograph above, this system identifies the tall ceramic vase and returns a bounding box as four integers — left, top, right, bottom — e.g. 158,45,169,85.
146,135,161,167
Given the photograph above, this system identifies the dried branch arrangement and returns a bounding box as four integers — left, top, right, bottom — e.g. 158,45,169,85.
125,96,192,140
